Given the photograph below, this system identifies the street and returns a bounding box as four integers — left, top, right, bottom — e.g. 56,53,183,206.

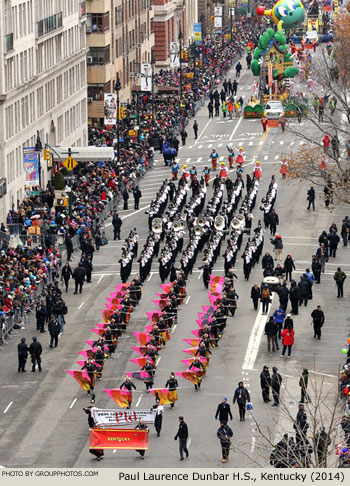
0,60,349,469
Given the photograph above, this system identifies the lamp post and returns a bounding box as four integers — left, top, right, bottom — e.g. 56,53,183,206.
191,41,197,91
178,27,183,109
114,73,121,162
35,130,43,204
151,49,156,129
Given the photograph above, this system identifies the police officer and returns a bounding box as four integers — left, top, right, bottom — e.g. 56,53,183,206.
18,337,29,372
215,397,233,422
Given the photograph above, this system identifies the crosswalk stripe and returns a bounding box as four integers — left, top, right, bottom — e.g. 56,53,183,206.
274,155,279,160
280,141,284,145
208,144,212,148
218,143,223,147
197,157,202,162
264,155,268,160
198,145,203,149
186,158,191,163
248,141,253,146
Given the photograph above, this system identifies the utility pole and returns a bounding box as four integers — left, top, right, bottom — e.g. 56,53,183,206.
178,27,183,112
34,131,43,204
114,73,121,162
151,49,156,128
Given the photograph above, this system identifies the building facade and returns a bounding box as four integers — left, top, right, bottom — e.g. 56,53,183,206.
0,0,88,221
153,0,198,65
87,0,155,125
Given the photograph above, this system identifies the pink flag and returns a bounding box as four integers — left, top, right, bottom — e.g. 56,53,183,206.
90,328,104,336
182,347,199,356
76,360,101,368
146,311,162,322
132,346,147,356
125,371,152,382
159,283,173,293
152,299,167,309
156,293,169,299
96,323,108,330
79,349,95,359
191,329,201,338
144,325,154,333
66,370,91,391
133,331,150,346
208,293,222,307
84,340,96,347
183,338,201,347
129,357,154,367
209,274,224,293
181,357,207,367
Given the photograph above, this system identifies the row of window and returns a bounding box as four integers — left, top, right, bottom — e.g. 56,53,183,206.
4,33,85,93
6,102,86,186
5,62,86,141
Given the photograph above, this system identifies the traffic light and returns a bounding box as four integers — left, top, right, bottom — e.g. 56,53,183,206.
119,107,126,119
211,15,214,23
44,148,50,160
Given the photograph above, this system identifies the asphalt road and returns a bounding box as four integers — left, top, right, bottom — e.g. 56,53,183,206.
0,59,349,469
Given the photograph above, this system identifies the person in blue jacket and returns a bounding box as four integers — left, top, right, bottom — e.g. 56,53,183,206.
273,307,286,349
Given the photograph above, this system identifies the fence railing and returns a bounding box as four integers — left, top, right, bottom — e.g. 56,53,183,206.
0,280,45,344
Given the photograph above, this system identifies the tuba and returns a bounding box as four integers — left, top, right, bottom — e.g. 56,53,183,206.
214,215,225,231
231,218,241,230
194,226,204,236
152,218,163,234
178,219,186,231
196,216,206,227
173,221,181,232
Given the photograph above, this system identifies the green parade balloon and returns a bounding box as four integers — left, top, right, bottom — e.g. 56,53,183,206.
342,348,348,355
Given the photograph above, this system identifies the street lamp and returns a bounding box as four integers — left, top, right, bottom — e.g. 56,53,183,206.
151,50,156,129
114,73,121,162
190,41,197,91
178,27,183,107
35,130,43,203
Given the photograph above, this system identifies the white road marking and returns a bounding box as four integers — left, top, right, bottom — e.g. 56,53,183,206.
135,395,143,408
171,324,177,334
242,294,275,370
185,296,191,305
97,275,104,284
264,155,268,160
208,143,213,148
69,398,77,409
3,402,13,414
113,450,117,454
274,155,279,160
230,116,243,141
78,302,85,310
198,145,203,149
188,438,192,449
198,270,203,280
280,141,284,145
147,273,154,282
195,119,212,146
248,141,253,146
197,157,202,162
186,158,191,163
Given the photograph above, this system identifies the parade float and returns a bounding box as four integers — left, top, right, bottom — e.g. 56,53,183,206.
244,0,306,119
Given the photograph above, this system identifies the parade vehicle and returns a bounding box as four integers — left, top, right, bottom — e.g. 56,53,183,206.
262,276,281,291
264,100,285,120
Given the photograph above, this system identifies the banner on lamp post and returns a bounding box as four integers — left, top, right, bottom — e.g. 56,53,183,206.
141,63,152,92
193,23,202,45
23,147,40,187
170,41,180,67
104,93,117,125
214,16,222,28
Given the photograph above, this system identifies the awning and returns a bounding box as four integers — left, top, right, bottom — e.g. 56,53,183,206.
52,147,114,162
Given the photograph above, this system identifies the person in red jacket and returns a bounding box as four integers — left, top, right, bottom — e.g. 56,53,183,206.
281,325,295,358
322,134,330,155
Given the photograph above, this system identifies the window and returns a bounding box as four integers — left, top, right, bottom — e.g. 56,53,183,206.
37,12,62,37
86,12,109,33
37,87,44,117
65,111,69,137
87,83,110,101
57,75,63,104
57,115,63,142
87,46,110,65
115,7,122,25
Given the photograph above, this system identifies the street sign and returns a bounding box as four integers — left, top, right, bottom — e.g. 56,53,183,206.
33,205,46,212
63,156,77,171
63,176,74,181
